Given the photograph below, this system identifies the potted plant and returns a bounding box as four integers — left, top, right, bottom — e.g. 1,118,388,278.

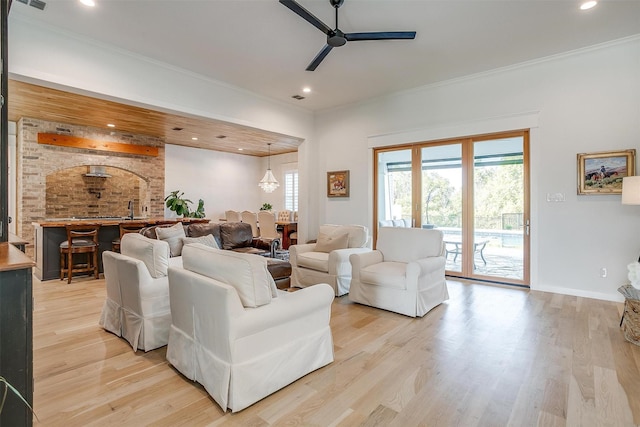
191,199,206,218
164,190,206,218
260,203,272,211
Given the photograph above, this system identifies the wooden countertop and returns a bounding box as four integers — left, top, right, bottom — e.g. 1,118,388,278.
32,217,211,228
9,232,28,246
0,242,35,272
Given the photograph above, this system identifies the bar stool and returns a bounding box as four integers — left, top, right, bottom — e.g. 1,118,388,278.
60,223,101,284
111,221,147,252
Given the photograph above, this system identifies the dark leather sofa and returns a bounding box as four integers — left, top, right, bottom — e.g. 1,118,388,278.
140,221,291,288
140,221,279,257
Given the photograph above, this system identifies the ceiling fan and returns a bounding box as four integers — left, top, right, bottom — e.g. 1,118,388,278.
279,0,417,71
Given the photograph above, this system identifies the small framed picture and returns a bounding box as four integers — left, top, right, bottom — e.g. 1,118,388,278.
577,149,636,195
327,170,349,198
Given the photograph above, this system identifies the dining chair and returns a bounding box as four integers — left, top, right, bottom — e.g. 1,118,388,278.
257,210,281,250
240,210,259,237
277,210,292,222
225,210,242,222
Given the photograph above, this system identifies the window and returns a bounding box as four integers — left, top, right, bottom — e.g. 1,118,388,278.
284,170,298,212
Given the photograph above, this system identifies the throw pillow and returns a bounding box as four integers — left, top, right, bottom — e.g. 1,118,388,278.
155,222,186,257
120,233,170,278
181,234,220,249
314,232,349,253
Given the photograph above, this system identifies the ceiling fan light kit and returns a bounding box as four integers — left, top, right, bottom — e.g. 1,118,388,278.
279,0,417,71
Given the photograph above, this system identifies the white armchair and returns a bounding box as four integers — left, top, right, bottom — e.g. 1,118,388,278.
99,233,180,351
349,227,448,317
167,244,334,412
290,224,370,296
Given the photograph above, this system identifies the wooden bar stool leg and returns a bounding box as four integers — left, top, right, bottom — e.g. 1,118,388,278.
67,251,73,284
93,250,99,279
60,251,65,281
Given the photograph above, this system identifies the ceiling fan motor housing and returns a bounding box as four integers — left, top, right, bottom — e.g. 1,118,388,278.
328,29,347,47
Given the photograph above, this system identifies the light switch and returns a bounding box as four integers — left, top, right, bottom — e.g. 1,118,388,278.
546,193,565,202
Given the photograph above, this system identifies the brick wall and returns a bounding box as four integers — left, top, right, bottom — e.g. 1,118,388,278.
45,166,146,218
17,118,165,256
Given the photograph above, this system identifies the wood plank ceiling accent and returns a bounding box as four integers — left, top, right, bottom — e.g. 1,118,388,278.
37,133,160,157
8,80,303,157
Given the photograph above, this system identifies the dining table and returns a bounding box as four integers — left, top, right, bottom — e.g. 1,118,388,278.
276,221,297,250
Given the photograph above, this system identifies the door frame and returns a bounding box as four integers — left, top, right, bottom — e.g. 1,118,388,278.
373,129,530,286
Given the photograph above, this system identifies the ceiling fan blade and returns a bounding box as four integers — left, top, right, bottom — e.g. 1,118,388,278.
279,0,332,35
306,44,333,71
345,31,417,41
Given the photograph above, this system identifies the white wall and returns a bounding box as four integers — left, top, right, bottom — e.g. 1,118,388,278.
310,36,640,302
165,145,298,222
165,144,259,221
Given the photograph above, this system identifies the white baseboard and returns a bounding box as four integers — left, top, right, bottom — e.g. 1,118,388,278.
533,284,624,303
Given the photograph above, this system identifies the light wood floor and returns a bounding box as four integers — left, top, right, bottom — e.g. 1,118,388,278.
32,276,640,426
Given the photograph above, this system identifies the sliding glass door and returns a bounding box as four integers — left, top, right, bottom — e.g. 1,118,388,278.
472,136,527,282
375,148,413,226
420,143,464,273
374,131,529,286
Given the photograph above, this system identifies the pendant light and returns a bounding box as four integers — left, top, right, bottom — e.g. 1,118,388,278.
259,143,279,193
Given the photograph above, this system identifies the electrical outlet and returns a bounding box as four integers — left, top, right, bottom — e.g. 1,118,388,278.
600,267,608,278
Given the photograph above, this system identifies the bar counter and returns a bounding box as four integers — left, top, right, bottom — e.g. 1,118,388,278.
0,241,35,272
0,242,35,426
32,217,209,281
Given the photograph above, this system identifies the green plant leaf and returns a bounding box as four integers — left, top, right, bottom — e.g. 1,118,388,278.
0,377,38,421
165,190,196,217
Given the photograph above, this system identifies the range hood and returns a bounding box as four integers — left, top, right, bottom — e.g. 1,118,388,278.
84,165,112,178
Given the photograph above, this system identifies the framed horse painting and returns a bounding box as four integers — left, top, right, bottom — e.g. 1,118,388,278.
577,149,636,195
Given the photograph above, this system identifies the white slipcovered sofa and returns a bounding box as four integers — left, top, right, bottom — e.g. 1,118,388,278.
167,244,335,412
349,227,449,317
99,233,181,351
290,224,370,296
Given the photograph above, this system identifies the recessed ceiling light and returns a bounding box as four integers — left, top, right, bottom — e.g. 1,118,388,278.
107,123,115,128
191,137,198,141
238,148,244,151
302,87,311,93
79,0,95,7
580,1,597,10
